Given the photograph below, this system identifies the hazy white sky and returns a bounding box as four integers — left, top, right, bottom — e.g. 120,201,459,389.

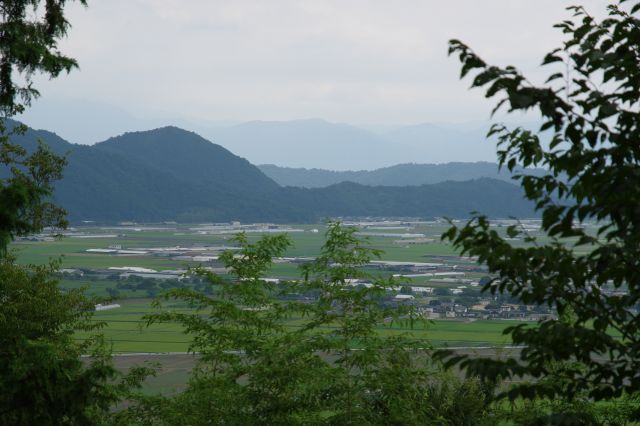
29,0,610,126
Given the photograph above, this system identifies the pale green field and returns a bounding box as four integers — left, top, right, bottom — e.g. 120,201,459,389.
11,223,551,353
78,299,518,354
23,224,531,397
13,223,605,399
11,222,595,272
11,223,467,270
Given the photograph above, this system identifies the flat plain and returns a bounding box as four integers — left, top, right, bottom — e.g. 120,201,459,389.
14,220,564,394
12,221,555,354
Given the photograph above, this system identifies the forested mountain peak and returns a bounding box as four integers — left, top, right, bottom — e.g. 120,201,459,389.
5,122,534,223
94,125,280,193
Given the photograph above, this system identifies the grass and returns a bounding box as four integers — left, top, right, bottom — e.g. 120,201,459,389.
11,223,466,270
61,278,116,298
13,223,534,352
76,299,193,353
79,298,520,353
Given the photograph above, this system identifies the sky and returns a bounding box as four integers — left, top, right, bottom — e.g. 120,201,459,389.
21,0,610,145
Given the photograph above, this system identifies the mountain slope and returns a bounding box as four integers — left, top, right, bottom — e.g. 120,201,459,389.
6,124,220,221
258,162,547,188
7,124,294,222
6,123,534,222
94,126,280,194
287,179,532,218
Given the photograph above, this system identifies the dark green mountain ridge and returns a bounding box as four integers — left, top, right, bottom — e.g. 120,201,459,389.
258,163,547,188
5,122,535,223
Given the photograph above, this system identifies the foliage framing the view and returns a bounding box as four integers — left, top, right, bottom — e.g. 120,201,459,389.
0,0,85,253
436,0,640,404
0,2,156,424
0,255,152,424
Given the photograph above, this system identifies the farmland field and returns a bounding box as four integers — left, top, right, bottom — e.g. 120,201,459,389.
10,220,570,355
14,220,564,396
82,297,521,395
78,298,520,354
11,223,465,269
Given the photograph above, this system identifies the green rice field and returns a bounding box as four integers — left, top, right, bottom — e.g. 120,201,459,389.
77,298,519,354
13,222,564,396
10,221,578,354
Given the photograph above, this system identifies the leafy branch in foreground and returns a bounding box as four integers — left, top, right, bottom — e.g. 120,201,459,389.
0,122,67,254
0,0,87,116
0,0,88,253
0,2,150,424
118,223,491,425
436,0,640,406
0,255,153,425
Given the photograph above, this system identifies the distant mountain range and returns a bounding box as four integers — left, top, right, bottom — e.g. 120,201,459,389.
19,100,510,169
206,119,500,170
8,122,535,223
258,162,547,188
